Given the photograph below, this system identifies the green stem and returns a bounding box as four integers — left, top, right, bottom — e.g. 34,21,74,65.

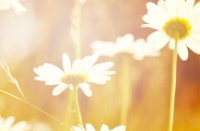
120,57,131,125
0,61,27,101
65,87,83,130
168,40,178,131
12,79,27,102
74,87,83,125
64,90,75,129
65,0,83,130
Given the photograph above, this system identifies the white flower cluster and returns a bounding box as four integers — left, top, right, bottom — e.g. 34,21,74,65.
0,116,30,131
0,0,26,14
72,124,126,131
92,34,159,60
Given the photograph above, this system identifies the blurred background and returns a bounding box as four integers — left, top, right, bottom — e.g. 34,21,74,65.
0,0,200,131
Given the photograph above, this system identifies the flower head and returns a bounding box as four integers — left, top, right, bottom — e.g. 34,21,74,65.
0,116,30,131
72,123,126,131
30,122,52,131
92,34,159,60
0,0,26,14
143,0,200,60
34,53,115,96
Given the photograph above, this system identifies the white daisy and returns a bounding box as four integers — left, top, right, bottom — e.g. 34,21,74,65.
91,34,159,60
143,0,200,61
30,122,52,131
0,116,30,131
34,53,115,97
72,123,126,131
0,0,26,14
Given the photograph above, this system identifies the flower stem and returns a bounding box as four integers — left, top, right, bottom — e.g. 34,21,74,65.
71,0,82,58
65,0,83,130
168,40,178,131
65,87,83,130
74,87,83,125
64,90,74,129
119,57,131,125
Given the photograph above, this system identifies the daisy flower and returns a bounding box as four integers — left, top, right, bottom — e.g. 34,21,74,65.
34,53,115,97
0,116,30,131
0,0,26,14
30,122,52,131
143,0,200,60
72,123,126,131
92,34,159,60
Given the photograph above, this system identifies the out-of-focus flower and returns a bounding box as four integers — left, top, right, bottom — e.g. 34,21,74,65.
0,0,26,14
143,0,200,61
0,116,30,131
72,123,126,131
29,122,52,131
92,34,159,60
34,53,115,97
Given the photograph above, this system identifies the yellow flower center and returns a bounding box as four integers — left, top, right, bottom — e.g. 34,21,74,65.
163,18,191,40
61,73,88,85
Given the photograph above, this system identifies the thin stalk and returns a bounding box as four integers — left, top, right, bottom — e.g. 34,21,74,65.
12,79,27,102
0,89,64,126
74,87,83,125
65,87,83,130
120,57,131,125
70,0,82,58
0,61,27,101
65,0,83,130
168,40,178,131
64,89,75,129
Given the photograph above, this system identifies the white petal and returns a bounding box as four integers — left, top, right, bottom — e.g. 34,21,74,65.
147,31,169,50
142,2,167,29
91,41,115,57
71,126,83,131
0,0,11,10
88,78,108,85
81,54,99,72
169,39,175,50
186,0,195,8
4,117,15,128
11,121,30,131
72,59,82,73
116,34,134,44
63,53,72,72
44,79,61,86
111,125,126,131
166,0,178,17
100,124,109,131
11,0,26,14
85,124,96,131
79,83,92,97
34,63,64,79
185,35,200,54
177,42,188,61
52,85,67,96
133,39,160,59
89,62,114,73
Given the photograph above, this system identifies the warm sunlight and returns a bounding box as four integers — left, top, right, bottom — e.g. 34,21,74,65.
1,0,200,131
